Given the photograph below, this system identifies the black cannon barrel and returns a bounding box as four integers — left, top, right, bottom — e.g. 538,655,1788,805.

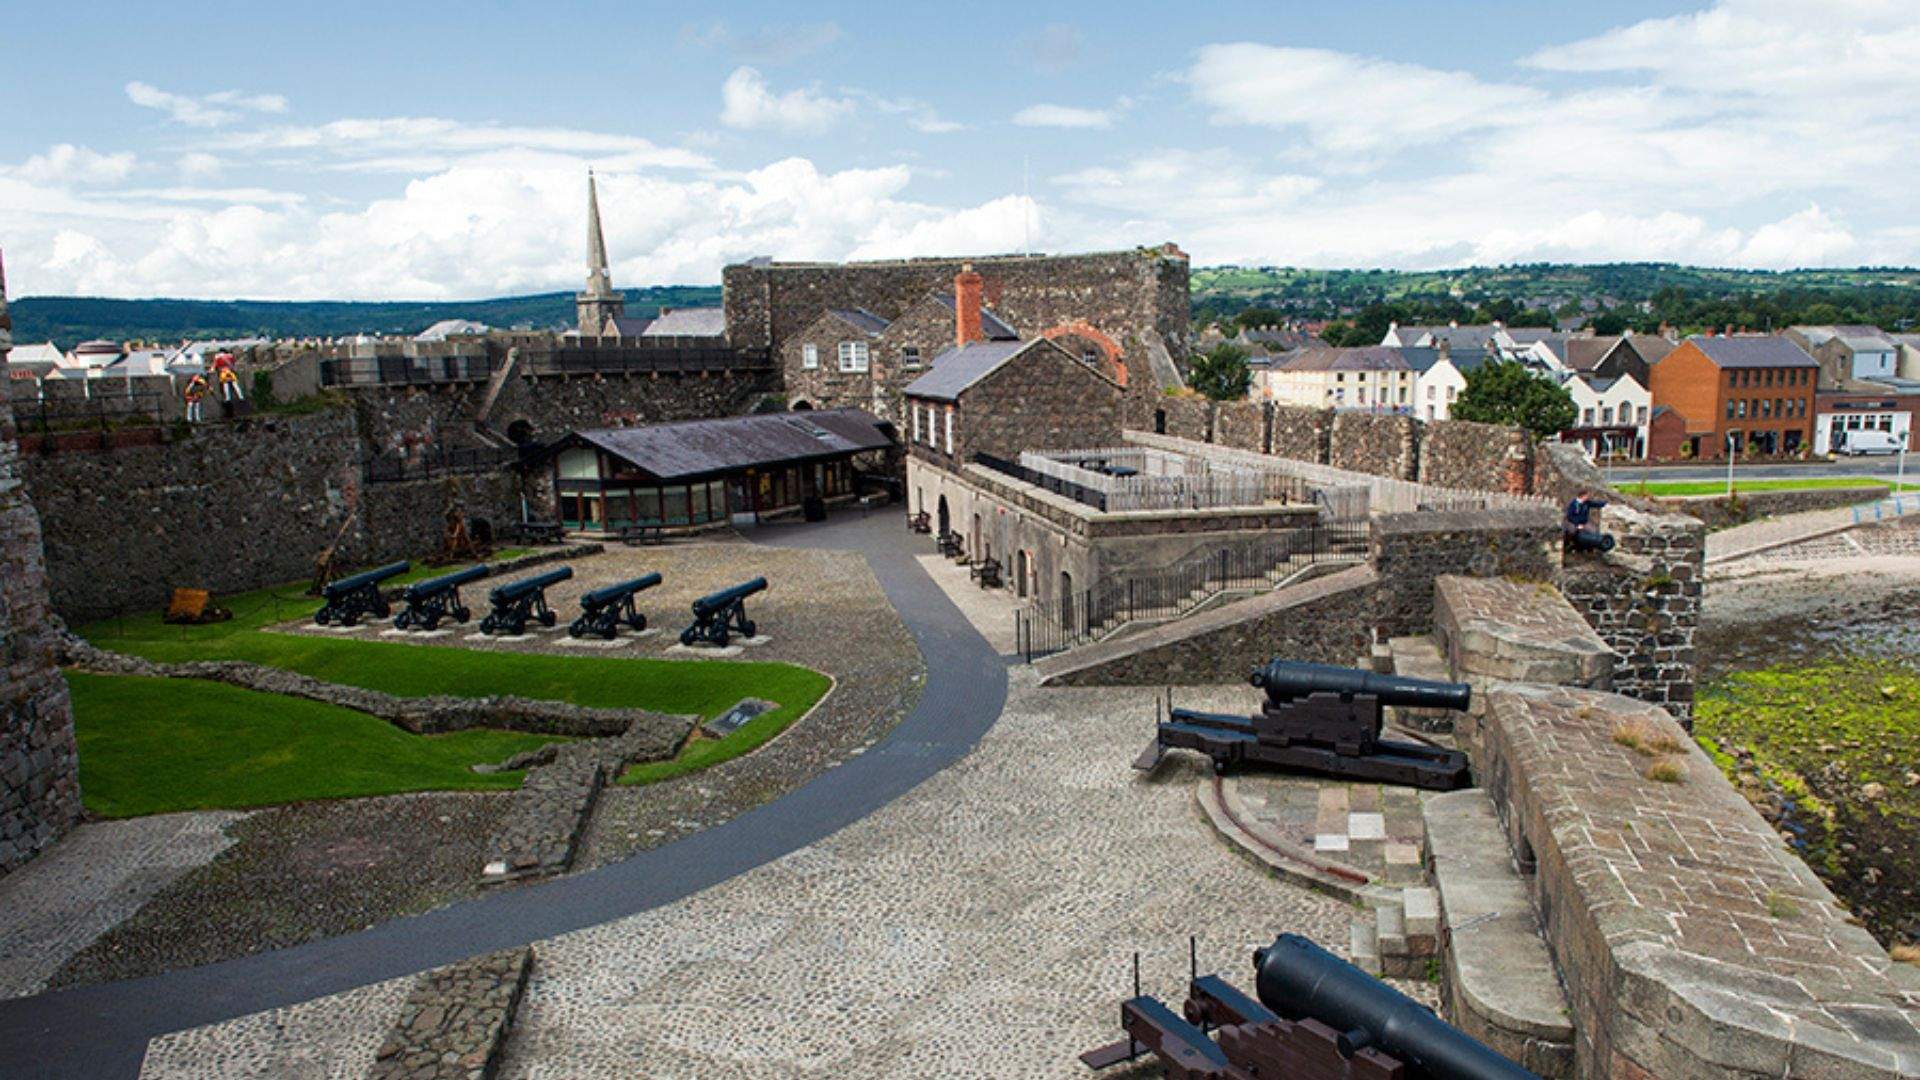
581,573,662,609
1250,660,1469,712
691,576,768,617
404,564,490,598
1254,934,1538,1080
326,561,409,596
490,566,574,602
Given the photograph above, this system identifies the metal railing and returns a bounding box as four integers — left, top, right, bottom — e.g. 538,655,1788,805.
319,344,774,388
973,451,1110,510
1013,519,1370,661
1854,493,1920,524
362,445,524,484
1018,449,1269,511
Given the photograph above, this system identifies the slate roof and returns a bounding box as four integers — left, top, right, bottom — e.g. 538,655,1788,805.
1503,328,1557,345
1382,324,1440,345
902,340,1033,401
1427,325,1498,352
606,316,654,337
1621,335,1675,365
566,408,891,480
640,308,727,338
1687,335,1818,369
1279,346,1411,372
1399,346,1443,374
1565,336,1621,372
828,308,891,336
932,295,1019,340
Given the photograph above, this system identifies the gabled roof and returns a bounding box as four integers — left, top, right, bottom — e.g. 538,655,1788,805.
1280,345,1411,372
565,408,891,481
1398,346,1443,374
932,295,1018,340
1619,335,1675,365
641,308,727,338
1503,328,1556,345
1382,324,1440,345
902,340,1034,401
606,316,654,337
5,342,63,368
827,308,890,336
1239,328,1323,351
1686,335,1818,369
1565,336,1621,372
1426,325,1498,352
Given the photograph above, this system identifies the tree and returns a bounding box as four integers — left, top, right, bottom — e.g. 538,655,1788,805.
1189,343,1253,401
1450,359,1577,438
1590,311,1629,335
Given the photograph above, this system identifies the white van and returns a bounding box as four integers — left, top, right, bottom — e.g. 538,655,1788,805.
1835,429,1905,456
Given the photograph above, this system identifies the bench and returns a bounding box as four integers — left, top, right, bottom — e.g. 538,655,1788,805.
511,520,565,545
970,557,1002,589
620,524,665,546
937,531,965,559
906,511,931,534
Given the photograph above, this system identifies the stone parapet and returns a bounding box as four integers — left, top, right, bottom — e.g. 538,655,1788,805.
1368,507,1560,639
1435,575,1612,689
1555,502,1703,722
1478,683,1920,1078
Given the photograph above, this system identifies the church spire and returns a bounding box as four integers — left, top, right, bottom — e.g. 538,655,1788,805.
576,170,624,335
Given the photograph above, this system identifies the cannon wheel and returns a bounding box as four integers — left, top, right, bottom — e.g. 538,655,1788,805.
454,606,471,624
679,628,697,647
598,624,617,641
540,611,556,628
740,620,756,639
315,610,332,627
423,613,441,631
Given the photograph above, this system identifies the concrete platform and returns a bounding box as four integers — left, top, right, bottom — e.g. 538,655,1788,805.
1424,788,1574,1078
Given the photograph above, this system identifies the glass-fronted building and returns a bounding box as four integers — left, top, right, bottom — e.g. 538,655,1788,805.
544,409,894,532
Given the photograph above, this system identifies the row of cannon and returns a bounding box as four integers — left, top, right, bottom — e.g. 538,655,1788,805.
313,561,769,646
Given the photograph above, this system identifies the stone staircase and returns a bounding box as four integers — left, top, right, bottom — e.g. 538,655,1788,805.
1079,547,1361,644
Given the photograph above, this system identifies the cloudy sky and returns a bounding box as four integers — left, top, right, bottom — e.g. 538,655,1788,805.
3,0,1916,300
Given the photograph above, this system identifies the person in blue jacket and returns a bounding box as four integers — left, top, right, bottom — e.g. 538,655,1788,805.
1564,490,1610,550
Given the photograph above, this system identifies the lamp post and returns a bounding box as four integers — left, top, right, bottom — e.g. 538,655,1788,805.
1726,432,1738,497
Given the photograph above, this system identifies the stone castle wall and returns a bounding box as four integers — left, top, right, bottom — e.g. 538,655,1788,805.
724,248,1191,398
1555,503,1704,723
0,392,82,877
22,407,525,623
1368,507,1562,639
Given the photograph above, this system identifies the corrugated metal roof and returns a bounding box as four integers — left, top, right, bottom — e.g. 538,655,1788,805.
902,340,1032,401
827,308,891,336
1688,336,1818,369
640,308,727,338
568,408,892,480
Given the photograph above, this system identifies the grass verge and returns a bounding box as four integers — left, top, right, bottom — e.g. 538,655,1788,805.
69,672,565,817
1631,477,1915,498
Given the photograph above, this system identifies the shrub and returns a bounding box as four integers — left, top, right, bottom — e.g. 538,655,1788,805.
1645,757,1687,783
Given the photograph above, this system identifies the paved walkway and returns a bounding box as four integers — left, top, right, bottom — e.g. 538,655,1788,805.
0,512,1009,1080
1706,503,1871,563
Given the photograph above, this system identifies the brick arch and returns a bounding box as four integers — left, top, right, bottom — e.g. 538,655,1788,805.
1040,321,1127,387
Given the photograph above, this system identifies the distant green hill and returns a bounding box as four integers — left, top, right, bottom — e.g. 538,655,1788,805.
8,286,724,349
12,263,1920,347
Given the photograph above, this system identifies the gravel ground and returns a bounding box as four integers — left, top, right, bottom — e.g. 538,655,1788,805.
49,792,510,991
1702,550,1920,680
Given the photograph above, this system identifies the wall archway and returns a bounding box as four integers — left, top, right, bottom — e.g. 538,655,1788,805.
1040,321,1128,387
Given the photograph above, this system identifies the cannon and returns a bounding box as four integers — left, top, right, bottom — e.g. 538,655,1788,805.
314,561,409,626
479,566,574,636
569,573,662,639
1565,527,1615,554
1145,660,1472,790
1083,933,1539,1080
680,576,767,647
391,565,488,631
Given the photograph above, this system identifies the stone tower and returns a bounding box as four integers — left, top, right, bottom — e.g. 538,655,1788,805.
0,246,83,877
575,170,624,337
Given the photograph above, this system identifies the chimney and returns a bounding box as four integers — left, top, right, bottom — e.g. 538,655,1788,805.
954,262,984,348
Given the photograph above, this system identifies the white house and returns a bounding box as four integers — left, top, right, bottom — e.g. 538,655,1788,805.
1563,372,1650,459
1410,346,1489,421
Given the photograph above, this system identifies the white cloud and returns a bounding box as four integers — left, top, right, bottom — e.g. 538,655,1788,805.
1187,43,1541,155
11,144,136,185
719,67,856,135
1013,104,1117,130
125,81,287,127
177,152,224,180
681,21,843,65
1738,204,1856,267
212,117,712,173
863,94,965,134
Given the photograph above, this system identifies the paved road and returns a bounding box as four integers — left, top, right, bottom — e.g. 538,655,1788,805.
1605,459,1910,483
0,512,1007,1080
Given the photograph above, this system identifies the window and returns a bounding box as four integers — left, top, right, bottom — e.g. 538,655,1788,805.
1727,399,1737,420
802,343,818,370
912,403,920,442
1446,386,1457,401
1426,385,1435,399
1737,400,1747,419
838,341,869,372
1601,406,1614,425
944,409,953,453
902,346,922,369
1637,406,1648,424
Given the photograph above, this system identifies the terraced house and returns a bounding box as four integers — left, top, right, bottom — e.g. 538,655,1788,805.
1647,335,1818,459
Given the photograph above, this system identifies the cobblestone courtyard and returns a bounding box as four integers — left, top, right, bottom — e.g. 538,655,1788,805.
139,674,1368,1078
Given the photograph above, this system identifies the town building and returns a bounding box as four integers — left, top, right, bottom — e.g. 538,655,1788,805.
1408,345,1483,421
1788,325,1900,386
1895,334,1920,380
1264,346,1414,412
5,343,61,380
1646,335,1818,459
542,408,894,532
1812,389,1918,455
1561,371,1650,459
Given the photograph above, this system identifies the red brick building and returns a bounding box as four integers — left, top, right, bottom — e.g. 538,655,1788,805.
1646,336,1817,459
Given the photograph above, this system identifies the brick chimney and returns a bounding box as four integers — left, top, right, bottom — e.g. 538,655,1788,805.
954,262,984,348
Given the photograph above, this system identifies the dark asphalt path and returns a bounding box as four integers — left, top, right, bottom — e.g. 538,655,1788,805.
0,512,1007,1079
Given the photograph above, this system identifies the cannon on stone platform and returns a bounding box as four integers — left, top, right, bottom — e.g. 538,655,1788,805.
480,566,574,636
391,565,488,631
569,573,661,639
679,576,767,647
1143,660,1473,790
1565,527,1615,554
1083,933,1539,1079
314,561,409,626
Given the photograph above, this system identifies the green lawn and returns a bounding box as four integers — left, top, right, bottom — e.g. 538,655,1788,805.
75,573,834,811
69,672,565,818
1632,477,1917,498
